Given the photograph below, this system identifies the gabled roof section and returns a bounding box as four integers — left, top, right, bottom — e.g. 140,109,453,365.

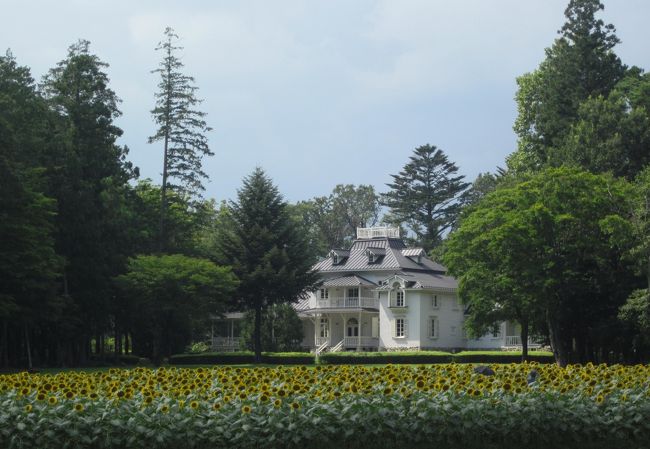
375,272,457,291
323,275,377,287
328,249,350,266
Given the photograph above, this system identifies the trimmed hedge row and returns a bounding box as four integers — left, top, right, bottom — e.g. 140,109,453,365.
169,351,555,365
169,352,315,365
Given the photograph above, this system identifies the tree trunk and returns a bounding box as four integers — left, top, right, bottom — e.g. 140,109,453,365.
520,319,529,362
1,319,7,368
547,310,568,367
24,323,32,370
254,305,262,363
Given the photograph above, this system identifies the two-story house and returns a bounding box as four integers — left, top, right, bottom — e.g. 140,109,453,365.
295,226,529,353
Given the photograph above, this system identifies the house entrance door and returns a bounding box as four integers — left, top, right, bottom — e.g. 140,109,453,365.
347,318,359,337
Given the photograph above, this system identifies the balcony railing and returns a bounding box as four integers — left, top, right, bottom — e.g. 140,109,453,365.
316,296,379,309
315,336,330,347
343,336,379,348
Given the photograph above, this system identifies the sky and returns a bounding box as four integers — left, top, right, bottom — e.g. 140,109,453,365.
2,0,649,203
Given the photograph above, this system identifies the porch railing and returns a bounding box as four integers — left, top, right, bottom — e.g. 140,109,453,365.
343,336,379,348
504,335,542,348
315,337,330,347
212,337,241,352
316,296,379,309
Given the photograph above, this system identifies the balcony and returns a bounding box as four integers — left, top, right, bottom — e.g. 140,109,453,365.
316,296,379,309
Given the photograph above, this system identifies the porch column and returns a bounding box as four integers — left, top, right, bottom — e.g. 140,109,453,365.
357,310,361,351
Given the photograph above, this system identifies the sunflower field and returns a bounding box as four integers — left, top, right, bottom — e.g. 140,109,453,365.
1,362,649,449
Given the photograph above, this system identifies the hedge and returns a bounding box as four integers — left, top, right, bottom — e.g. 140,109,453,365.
169,352,315,365
318,351,453,365
169,350,556,365
319,351,555,365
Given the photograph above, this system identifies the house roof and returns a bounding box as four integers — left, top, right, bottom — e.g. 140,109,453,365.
312,237,447,273
376,272,458,291
322,275,377,287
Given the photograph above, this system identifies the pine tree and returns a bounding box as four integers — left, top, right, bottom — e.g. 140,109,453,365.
219,168,320,362
509,0,626,172
382,145,469,252
149,27,212,250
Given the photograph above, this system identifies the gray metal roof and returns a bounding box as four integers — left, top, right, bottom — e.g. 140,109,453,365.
376,272,458,291
312,237,447,273
323,275,377,287
294,296,311,311
402,248,425,257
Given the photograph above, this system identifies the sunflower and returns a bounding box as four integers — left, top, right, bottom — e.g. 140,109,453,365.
48,396,58,405
273,399,282,408
24,404,32,413
241,405,252,414
190,400,199,410
290,401,301,411
74,403,84,412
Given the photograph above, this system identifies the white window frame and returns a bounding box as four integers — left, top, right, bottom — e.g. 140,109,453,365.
319,288,328,299
452,297,460,311
368,253,376,263
492,324,502,339
428,316,439,339
394,318,407,338
396,291,405,307
432,295,439,309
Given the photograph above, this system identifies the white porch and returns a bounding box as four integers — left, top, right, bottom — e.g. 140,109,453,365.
311,311,380,352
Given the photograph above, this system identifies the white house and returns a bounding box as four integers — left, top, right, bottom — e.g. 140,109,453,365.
295,226,533,353
211,226,536,352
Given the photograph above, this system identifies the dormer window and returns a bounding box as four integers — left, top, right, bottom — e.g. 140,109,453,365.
366,247,385,264
329,249,350,265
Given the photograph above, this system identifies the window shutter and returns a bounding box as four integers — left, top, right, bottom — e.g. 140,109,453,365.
403,319,408,338
427,318,432,338
392,320,396,338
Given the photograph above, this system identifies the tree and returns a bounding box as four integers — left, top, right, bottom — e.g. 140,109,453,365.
382,144,469,252
115,254,237,364
444,168,634,365
552,69,650,179
295,184,382,254
219,168,320,362
149,27,212,250
463,172,499,209
0,51,62,367
41,39,137,365
239,304,304,352
509,0,626,173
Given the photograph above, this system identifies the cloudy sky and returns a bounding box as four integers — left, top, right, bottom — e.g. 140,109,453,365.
3,0,649,203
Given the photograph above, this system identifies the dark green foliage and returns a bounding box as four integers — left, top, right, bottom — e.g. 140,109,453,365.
509,0,627,173
114,254,238,364
169,352,314,365
0,51,63,368
382,144,469,251
445,167,636,366
219,168,321,362
239,304,304,352
40,40,137,365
